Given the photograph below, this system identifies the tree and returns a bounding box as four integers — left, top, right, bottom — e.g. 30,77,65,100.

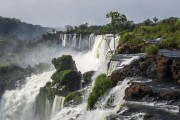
65,25,73,32
52,29,55,33
79,23,89,30
153,17,158,23
106,11,127,33
143,19,153,25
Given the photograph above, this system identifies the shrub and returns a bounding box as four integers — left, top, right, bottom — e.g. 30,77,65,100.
145,45,159,55
87,74,114,110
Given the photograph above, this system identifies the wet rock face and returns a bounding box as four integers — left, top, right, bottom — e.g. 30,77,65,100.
159,91,180,101
156,56,180,84
110,66,131,83
124,83,153,100
110,55,157,83
156,56,172,82
172,59,180,84
110,55,180,85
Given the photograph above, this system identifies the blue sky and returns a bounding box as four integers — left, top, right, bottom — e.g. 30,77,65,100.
0,0,179,27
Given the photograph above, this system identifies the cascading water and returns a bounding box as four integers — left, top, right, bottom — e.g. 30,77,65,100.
107,55,141,76
0,71,54,120
0,33,131,120
51,96,65,117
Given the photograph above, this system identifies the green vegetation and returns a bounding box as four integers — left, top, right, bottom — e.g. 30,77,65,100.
116,17,180,54
83,71,95,85
87,74,114,110
0,16,50,39
51,70,81,91
52,55,77,71
51,55,80,91
64,91,83,106
145,45,159,55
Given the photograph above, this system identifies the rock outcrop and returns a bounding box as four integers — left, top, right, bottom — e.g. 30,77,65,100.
52,55,77,71
110,54,180,85
41,55,82,104
124,83,153,100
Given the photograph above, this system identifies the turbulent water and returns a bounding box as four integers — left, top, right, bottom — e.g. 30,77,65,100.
0,71,54,120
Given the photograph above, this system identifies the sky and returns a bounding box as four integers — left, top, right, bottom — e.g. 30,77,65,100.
0,0,180,28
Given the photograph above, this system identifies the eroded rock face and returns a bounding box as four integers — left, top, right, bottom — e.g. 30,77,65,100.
159,91,180,101
172,59,180,84
156,56,180,84
110,55,180,85
156,56,172,82
124,83,153,100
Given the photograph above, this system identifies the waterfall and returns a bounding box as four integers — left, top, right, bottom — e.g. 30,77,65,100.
96,78,131,109
0,71,54,120
88,33,95,50
0,33,125,120
107,55,140,76
78,34,82,49
72,33,77,47
62,34,67,47
51,96,65,117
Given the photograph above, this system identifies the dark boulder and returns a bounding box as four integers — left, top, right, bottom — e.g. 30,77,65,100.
124,83,153,100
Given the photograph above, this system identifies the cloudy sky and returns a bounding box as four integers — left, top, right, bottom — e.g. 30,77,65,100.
0,0,179,27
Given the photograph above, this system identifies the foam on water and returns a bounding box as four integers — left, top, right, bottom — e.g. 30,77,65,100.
0,71,54,120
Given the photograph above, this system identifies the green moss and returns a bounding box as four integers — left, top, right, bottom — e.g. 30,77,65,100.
52,55,77,71
83,71,95,84
87,74,114,110
64,91,83,106
51,70,81,91
145,45,159,55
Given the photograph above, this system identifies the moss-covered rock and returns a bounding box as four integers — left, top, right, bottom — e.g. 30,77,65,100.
51,70,81,92
87,74,114,110
83,70,95,86
52,55,77,71
64,91,83,107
